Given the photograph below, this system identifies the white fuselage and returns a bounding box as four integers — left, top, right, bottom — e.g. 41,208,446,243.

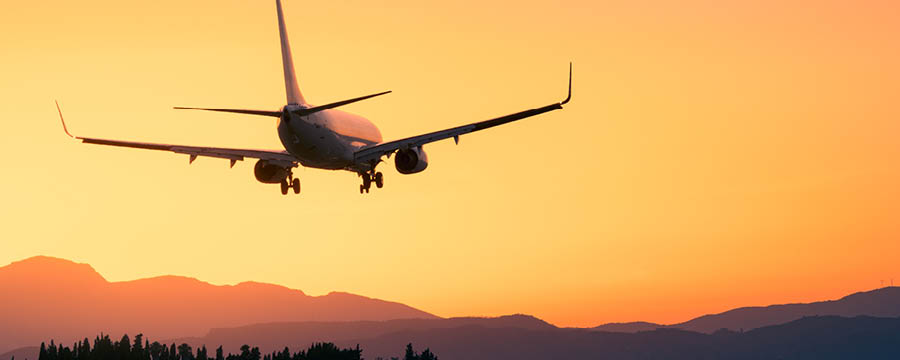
277,105,382,171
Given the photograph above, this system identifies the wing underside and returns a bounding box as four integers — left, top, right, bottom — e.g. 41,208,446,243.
56,102,297,167
354,63,572,165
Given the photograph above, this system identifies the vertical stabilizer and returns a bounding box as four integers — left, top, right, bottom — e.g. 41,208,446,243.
276,0,306,105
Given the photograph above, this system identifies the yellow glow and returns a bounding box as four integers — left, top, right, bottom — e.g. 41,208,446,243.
1,0,899,327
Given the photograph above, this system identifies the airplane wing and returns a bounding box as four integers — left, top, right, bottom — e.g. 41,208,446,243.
354,64,572,165
56,102,298,168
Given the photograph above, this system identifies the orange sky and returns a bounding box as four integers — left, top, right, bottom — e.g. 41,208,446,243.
1,0,899,327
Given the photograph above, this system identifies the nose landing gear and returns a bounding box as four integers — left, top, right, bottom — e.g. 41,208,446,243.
359,171,383,194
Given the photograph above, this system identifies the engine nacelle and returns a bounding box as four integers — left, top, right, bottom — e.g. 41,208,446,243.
394,147,429,174
254,160,291,184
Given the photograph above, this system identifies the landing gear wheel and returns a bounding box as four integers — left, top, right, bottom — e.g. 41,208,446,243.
359,184,365,194
362,174,372,189
280,180,289,195
374,172,383,188
292,178,301,194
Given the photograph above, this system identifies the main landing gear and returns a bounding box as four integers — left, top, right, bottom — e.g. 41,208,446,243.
359,171,383,194
280,173,301,195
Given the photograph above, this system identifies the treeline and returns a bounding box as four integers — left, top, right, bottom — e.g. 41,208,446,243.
35,334,436,360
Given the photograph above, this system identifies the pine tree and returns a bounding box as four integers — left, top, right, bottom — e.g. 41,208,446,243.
48,340,58,360
58,345,72,360
418,349,436,360
403,344,416,360
159,344,169,360
118,334,132,360
79,338,91,360
149,342,163,360
133,334,144,360
176,344,194,360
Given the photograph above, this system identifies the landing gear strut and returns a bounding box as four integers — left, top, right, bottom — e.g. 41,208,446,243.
359,171,383,194
280,172,301,195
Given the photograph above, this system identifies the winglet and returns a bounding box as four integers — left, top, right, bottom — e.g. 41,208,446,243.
55,100,76,138
561,62,572,105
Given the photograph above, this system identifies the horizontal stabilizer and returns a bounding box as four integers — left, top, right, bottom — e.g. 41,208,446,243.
173,107,282,117
292,91,391,117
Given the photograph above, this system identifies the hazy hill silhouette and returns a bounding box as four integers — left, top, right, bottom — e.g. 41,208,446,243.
172,316,900,360
590,321,661,333
0,347,35,360
592,286,900,333
0,256,436,355
164,314,554,355
8,316,897,360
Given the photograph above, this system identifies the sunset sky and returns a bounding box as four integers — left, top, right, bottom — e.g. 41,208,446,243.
1,0,898,327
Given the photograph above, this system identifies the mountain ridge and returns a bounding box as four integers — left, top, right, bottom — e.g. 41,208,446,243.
7,315,899,360
5,256,900,358
593,286,900,333
0,256,437,355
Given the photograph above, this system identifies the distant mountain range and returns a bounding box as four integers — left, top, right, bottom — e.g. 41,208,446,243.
156,314,900,360
7,315,899,360
165,314,555,354
352,316,900,360
2,256,900,360
593,287,900,333
0,256,435,355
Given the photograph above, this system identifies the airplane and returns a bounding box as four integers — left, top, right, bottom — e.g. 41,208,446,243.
56,0,571,195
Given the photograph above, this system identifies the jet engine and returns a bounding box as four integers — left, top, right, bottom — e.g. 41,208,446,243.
394,147,428,174
254,160,291,183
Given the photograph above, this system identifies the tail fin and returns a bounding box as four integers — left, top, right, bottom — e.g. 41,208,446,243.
276,0,305,105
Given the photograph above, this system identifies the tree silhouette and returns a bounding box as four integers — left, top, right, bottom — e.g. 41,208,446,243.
177,344,193,360
295,343,360,360
117,335,131,360
132,335,144,357
35,333,431,360
402,344,436,360
418,349,436,360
